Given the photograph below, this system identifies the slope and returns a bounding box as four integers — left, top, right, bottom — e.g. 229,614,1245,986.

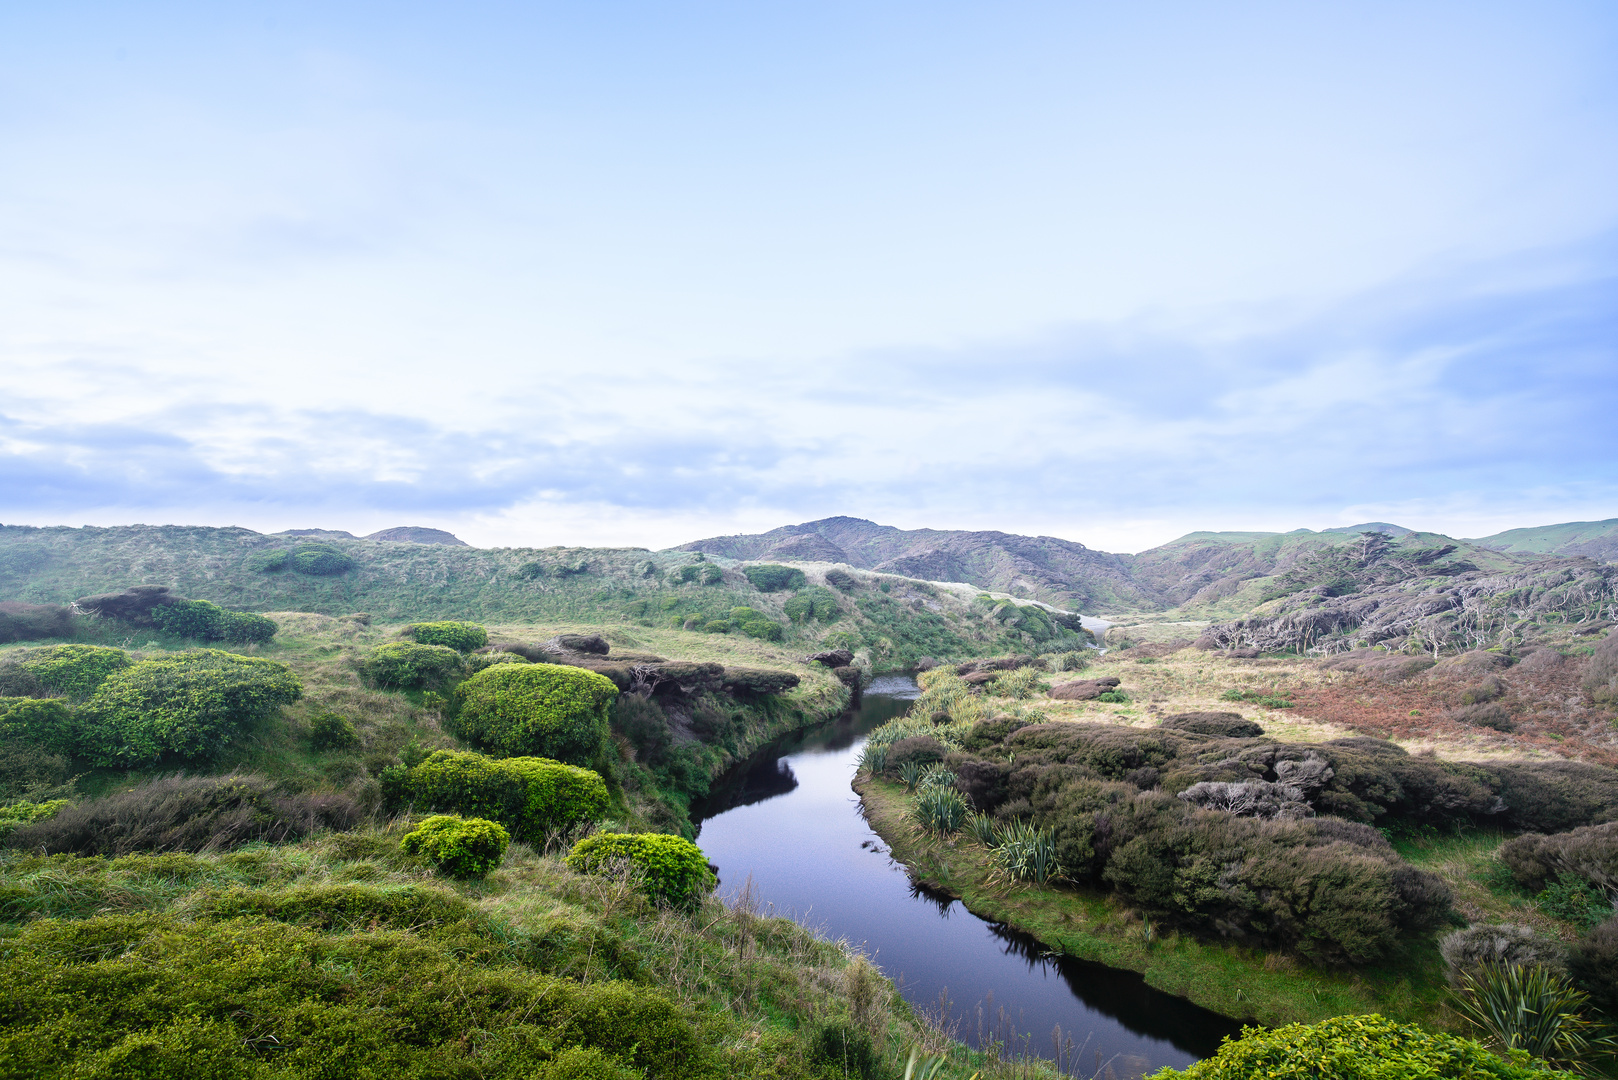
1470,518,1618,561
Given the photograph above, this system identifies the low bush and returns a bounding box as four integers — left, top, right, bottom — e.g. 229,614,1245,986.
400,814,510,877
1500,822,1618,893
286,543,355,575
0,736,71,799
1157,711,1264,738
1488,761,1618,833
0,798,68,841
740,619,784,641
467,651,531,674
1569,916,1618,1015
385,749,608,840
16,644,131,698
885,735,947,775
911,785,968,835
309,711,360,751
808,1022,879,1080
77,650,303,765
1440,924,1568,984
450,663,618,764
406,620,489,652
784,587,841,624
1537,874,1614,929
1145,1013,1566,1079
151,599,277,643
4,773,361,855
823,568,859,591
0,695,77,755
1582,628,1618,706
360,642,465,690
0,601,73,644
567,832,717,910
722,667,801,695
1095,689,1131,703
702,619,732,634
743,564,806,592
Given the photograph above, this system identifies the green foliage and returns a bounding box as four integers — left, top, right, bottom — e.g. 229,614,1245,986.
450,663,618,764
150,599,278,644
1537,875,1613,929
740,619,783,642
0,695,77,755
308,711,359,751
467,651,530,674
676,564,725,585
78,650,303,765
0,798,68,840
987,819,1063,885
406,620,489,652
17,644,132,699
743,564,806,592
1455,963,1617,1072
1220,688,1295,708
911,785,968,835
823,568,859,591
1095,689,1131,703
1146,1013,1567,1079
386,749,608,840
1569,917,1618,1015
784,587,841,624
1499,822,1618,895
217,608,278,644
567,832,717,910
401,814,511,877
285,543,356,575
0,601,73,644
360,641,465,690
702,620,732,634
517,560,547,579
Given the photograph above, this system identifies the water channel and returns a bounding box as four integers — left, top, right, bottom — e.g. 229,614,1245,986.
692,675,1242,1079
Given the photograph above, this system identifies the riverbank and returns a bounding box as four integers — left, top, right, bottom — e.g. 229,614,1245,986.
855,774,1457,1032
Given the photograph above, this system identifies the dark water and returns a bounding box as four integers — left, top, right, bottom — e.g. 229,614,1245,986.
692,676,1241,1079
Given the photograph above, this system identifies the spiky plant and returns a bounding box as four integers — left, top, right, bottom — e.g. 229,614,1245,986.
898,759,926,792
965,811,1000,848
989,819,1063,886
911,787,968,836
1454,963,1617,1074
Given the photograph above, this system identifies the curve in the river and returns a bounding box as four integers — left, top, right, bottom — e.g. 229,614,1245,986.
692,675,1242,1079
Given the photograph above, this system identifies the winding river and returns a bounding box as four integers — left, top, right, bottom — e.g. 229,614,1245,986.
692,675,1242,1079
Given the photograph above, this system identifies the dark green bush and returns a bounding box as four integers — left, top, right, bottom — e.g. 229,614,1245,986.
884,735,947,775
361,642,465,690
702,620,732,634
1440,923,1568,984
450,663,618,764
467,651,531,674
386,749,608,839
1146,1013,1565,1079
286,543,355,575
1157,711,1264,738
150,599,277,644
1569,916,1618,1015
823,568,859,591
743,564,806,592
0,601,73,644
1582,628,1618,706
809,1021,879,1080
401,815,510,877
784,587,841,624
1489,761,1618,833
77,650,303,765
0,737,71,799
217,608,278,644
722,667,801,696
567,832,716,910
517,560,547,579
406,620,489,653
4,772,361,855
1500,822,1618,894
740,620,783,641
309,711,360,751
16,644,131,699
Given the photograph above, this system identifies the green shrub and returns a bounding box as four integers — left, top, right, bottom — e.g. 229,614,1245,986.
784,587,841,624
467,651,531,674
1582,628,1618,706
1537,874,1613,929
1569,916,1618,1015
0,736,71,799
884,735,947,775
216,608,278,644
743,564,805,592
4,772,361,855
1145,1013,1566,1079
0,601,73,644
406,620,489,653
721,667,800,695
823,568,858,591
0,798,69,841
989,819,1063,885
450,663,617,764
912,786,968,835
517,560,547,580
361,642,465,690
702,620,731,634
150,599,276,643
286,543,354,575
1095,689,1131,703
809,1022,879,1080
1454,963,1615,1072
387,749,608,839
401,815,510,877
1440,924,1568,984
566,832,716,910
0,696,77,755
740,619,783,641
309,711,360,751
17,644,131,699
77,650,303,765
1500,822,1618,894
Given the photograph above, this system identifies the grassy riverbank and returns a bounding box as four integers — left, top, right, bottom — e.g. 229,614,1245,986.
858,775,1459,1031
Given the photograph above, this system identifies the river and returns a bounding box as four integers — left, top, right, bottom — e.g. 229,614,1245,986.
692,676,1242,1079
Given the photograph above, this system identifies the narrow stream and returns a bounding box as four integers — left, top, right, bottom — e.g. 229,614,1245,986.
692,676,1242,1079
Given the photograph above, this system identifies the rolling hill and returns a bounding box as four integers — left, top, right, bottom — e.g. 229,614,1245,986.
1469,518,1618,561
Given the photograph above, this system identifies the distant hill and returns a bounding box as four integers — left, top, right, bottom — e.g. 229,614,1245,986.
674,516,1154,612
1469,518,1618,561
277,526,470,546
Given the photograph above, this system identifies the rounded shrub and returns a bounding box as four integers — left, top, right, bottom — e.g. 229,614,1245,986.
1569,915,1618,1014
360,642,465,690
406,621,489,653
308,711,360,752
702,620,731,634
400,815,510,878
1440,924,1568,985
389,749,608,839
466,651,530,675
286,544,355,575
150,600,277,644
1145,1014,1566,1079
215,610,277,644
78,650,302,765
449,663,618,764
784,586,841,624
566,832,717,910
17,644,131,700
743,564,805,592
740,619,783,642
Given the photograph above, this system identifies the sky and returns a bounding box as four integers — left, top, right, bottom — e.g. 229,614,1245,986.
2,2,1616,554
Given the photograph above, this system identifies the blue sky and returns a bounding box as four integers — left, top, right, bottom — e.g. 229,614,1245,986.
2,2,1615,552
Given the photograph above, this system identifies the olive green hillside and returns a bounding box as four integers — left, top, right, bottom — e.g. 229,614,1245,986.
1470,518,1618,561
0,524,1092,668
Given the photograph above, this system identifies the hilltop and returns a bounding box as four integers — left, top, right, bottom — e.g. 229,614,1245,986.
1469,518,1618,561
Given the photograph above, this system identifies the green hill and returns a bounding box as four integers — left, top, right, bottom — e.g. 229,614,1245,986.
1469,518,1618,560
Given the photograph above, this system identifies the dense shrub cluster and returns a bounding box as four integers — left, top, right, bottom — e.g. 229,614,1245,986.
152,599,278,644
383,749,608,840
784,586,841,624
0,911,712,1078
0,601,73,644
15,644,131,699
0,696,76,755
360,642,465,690
254,542,356,575
308,711,360,751
743,564,806,592
1439,924,1568,984
1570,916,1618,1014
4,773,361,855
1500,822,1618,893
0,798,68,840
405,620,489,652
1582,627,1618,706
566,832,716,910
449,663,618,764
400,814,510,877
675,563,724,585
823,568,859,591
77,650,303,765
1145,1014,1565,1079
